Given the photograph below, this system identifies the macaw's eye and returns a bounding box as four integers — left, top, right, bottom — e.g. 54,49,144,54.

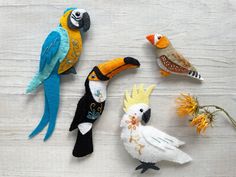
140,109,143,112
75,12,80,16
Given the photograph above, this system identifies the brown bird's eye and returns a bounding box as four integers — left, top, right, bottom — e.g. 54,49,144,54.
158,36,161,40
75,12,80,16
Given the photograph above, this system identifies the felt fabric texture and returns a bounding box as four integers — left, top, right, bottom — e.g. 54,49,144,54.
60,66,77,75
73,128,93,157
70,80,105,131
27,8,90,141
58,10,83,74
70,83,105,157
146,33,203,81
26,27,69,93
120,85,192,173
64,7,77,14
26,27,68,141
29,65,60,140
69,57,140,157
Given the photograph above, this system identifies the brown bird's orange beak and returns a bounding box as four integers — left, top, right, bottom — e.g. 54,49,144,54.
146,34,170,49
146,34,155,45
91,57,140,81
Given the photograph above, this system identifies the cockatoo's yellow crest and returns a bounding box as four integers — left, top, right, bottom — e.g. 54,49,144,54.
123,84,156,112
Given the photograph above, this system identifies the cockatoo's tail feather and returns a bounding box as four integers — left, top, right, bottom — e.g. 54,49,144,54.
173,149,192,164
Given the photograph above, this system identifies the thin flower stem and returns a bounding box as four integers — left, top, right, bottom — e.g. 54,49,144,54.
211,110,222,115
199,105,236,128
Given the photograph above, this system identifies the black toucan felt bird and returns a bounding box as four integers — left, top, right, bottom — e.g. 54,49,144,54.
69,57,140,157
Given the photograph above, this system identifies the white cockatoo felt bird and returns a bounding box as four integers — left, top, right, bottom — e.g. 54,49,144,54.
120,84,192,173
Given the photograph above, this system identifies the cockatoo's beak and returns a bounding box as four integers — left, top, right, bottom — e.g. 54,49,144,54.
142,109,151,124
96,57,140,80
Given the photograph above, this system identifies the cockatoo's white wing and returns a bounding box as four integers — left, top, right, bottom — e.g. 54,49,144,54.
141,126,185,151
141,126,192,164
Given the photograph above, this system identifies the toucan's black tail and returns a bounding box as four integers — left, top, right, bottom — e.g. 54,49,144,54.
72,128,93,157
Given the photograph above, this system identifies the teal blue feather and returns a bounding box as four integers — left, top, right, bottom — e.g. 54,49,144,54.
29,63,60,141
27,27,69,140
26,27,69,93
64,7,76,14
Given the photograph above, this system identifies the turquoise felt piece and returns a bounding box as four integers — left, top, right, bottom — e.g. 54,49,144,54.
29,64,60,141
39,31,61,71
27,27,69,141
26,27,69,93
64,7,77,14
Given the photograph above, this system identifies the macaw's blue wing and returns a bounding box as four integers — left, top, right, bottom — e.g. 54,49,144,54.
26,31,60,93
26,27,69,93
39,32,61,72
28,28,69,140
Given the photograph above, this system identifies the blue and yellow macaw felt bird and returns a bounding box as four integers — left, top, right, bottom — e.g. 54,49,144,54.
26,8,90,141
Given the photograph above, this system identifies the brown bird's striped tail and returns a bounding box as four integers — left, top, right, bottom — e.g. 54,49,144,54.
188,70,204,81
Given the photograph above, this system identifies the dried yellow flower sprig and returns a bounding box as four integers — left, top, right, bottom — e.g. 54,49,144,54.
176,93,236,134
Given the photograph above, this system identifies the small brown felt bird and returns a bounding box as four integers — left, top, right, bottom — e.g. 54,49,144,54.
146,33,203,81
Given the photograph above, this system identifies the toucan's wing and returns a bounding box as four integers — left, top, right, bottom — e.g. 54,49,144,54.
69,95,87,131
141,126,185,151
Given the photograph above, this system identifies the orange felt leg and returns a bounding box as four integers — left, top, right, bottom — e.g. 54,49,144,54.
160,69,171,77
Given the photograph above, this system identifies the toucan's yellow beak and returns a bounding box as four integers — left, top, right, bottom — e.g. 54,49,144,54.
96,57,140,80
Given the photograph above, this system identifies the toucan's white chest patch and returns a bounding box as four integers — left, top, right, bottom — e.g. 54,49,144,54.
89,81,108,103
78,122,92,135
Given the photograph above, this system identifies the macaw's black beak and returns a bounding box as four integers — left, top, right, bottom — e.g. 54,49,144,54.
142,109,151,124
80,12,90,32
67,12,90,32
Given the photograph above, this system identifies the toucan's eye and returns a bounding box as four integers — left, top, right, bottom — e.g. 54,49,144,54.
140,109,143,112
75,12,80,16
91,75,96,79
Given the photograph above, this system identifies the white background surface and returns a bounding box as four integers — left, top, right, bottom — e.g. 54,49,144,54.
0,0,236,177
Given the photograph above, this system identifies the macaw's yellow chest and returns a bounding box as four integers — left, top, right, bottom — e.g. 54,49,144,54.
58,29,82,74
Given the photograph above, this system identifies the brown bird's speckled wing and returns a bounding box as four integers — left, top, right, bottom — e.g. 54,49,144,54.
160,55,189,73
165,51,196,71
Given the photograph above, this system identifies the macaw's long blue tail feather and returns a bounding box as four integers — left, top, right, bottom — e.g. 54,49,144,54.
28,73,60,141
28,94,50,138
43,73,60,141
